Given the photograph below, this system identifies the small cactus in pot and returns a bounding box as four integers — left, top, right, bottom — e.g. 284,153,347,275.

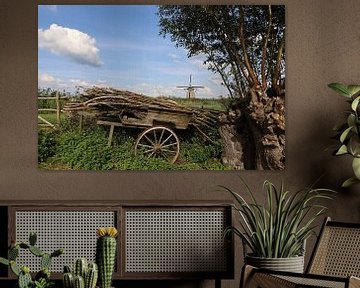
96,227,118,288
62,259,98,288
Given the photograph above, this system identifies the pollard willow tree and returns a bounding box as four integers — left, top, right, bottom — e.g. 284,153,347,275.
158,5,285,170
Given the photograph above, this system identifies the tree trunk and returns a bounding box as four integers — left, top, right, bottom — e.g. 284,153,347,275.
219,113,245,170
247,87,285,170
220,87,285,170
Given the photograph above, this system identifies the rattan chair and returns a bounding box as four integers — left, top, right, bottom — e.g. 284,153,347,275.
241,217,360,288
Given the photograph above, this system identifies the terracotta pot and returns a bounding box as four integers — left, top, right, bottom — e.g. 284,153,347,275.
245,254,305,273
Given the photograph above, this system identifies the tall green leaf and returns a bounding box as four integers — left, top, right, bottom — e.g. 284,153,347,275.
351,96,360,111
328,83,352,97
223,179,335,258
336,145,348,155
340,126,353,143
347,85,360,97
352,157,360,179
342,177,360,188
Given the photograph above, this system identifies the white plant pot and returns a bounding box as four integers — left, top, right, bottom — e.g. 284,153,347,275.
245,254,305,273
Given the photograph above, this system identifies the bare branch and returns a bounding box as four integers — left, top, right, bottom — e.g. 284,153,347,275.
261,5,272,90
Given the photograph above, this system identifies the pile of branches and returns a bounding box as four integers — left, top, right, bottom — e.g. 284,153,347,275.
64,87,220,135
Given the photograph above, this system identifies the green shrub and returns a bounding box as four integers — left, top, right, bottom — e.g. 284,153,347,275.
39,124,232,170
38,129,59,163
181,136,222,164
56,127,113,170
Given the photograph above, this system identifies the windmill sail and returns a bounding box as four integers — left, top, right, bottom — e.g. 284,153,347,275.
176,75,204,99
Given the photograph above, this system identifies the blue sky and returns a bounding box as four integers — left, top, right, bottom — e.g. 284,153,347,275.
38,5,228,98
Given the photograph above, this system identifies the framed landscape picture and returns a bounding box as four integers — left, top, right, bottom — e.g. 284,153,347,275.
38,5,285,171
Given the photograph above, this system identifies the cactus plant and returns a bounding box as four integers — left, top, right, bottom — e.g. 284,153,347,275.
63,272,74,288
18,267,32,288
96,227,118,288
40,253,52,270
62,259,98,288
85,262,98,288
29,232,37,246
0,232,63,288
74,258,88,279
74,275,85,288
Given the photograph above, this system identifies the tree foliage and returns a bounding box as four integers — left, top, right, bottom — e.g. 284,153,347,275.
158,5,285,98
158,5,286,170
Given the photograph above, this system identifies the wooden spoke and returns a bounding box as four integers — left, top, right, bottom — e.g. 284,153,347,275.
158,128,165,144
160,134,174,146
153,129,158,143
135,126,180,163
137,143,153,149
144,135,155,146
161,142,178,149
148,151,155,158
143,148,155,154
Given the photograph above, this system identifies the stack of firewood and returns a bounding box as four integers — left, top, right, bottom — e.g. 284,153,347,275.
64,87,220,133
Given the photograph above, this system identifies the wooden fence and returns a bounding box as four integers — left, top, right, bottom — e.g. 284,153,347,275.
38,92,69,128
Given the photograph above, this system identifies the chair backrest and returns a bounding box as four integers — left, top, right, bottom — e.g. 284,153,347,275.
307,217,360,277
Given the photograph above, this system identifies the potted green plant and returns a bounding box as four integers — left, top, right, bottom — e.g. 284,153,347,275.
328,83,360,187
96,227,118,288
223,179,334,272
0,232,63,288
62,258,98,288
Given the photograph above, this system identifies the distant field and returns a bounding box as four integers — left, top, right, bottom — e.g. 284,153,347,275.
170,97,228,111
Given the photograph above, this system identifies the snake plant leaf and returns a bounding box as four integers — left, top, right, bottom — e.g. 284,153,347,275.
223,179,335,258
352,157,360,179
340,126,353,143
336,145,348,155
328,83,352,97
342,177,360,188
351,96,360,111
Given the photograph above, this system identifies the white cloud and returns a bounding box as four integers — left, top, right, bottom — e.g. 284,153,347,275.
46,5,58,12
69,79,93,87
38,73,107,92
169,53,181,63
126,82,181,97
125,82,216,98
39,73,57,84
201,86,214,97
38,24,102,67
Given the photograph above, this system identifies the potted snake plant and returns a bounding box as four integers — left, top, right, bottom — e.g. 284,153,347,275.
328,83,360,187
223,179,334,273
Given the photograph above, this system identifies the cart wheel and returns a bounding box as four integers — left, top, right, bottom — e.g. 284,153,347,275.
135,126,180,164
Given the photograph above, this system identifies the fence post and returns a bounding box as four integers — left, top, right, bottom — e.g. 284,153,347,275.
56,92,61,124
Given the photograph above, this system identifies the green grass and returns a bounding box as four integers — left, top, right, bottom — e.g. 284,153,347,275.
38,122,232,171
38,113,66,126
171,98,228,111
37,94,231,170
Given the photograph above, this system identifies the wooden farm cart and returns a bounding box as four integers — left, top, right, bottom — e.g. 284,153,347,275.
64,87,219,164
97,108,194,164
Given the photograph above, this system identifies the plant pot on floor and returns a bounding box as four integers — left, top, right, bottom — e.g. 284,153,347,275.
245,254,304,273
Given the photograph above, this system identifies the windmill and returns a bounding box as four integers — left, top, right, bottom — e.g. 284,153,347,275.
176,75,204,99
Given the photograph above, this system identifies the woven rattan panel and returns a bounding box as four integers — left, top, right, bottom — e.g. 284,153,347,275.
277,275,345,288
125,210,227,273
15,211,115,272
310,226,360,277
